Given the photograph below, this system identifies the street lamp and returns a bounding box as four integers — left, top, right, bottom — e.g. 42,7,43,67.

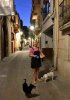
0,0,14,15
30,25,34,31
30,25,35,46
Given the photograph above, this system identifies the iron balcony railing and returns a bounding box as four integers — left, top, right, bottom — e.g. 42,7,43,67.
42,2,50,20
59,1,70,27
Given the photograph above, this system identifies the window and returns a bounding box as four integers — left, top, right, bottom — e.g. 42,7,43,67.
59,0,70,26
11,32,14,41
42,0,50,20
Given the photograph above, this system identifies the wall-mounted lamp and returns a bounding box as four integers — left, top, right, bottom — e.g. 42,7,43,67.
51,14,54,22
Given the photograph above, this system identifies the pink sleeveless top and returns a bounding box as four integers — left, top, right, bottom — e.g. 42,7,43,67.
29,47,39,55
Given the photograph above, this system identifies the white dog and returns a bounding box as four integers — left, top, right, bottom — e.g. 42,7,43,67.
41,70,54,81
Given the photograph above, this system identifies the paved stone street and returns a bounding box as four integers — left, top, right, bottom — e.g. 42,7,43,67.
0,49,70,100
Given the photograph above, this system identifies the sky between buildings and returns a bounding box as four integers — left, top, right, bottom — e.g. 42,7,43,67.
15,0,32,27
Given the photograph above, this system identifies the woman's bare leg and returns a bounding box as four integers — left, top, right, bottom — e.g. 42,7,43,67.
36,68,39,80
36,68,41,81
32,68,37,84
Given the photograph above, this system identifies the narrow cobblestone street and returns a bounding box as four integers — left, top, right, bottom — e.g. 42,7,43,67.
0,49,70,100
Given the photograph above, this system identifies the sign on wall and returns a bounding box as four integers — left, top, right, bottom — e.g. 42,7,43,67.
0,0,14,16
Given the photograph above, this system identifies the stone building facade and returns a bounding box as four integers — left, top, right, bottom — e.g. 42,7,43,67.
30,0,42,46
0,10,23,61
54,0,70,82
31,0,70,83
40,0,54,64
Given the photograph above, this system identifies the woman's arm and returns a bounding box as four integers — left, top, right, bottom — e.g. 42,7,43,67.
39,48,46,58
29,53,35,57
29,48,36,57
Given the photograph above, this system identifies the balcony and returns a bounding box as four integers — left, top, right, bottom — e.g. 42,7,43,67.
59,1,70,30
42,0,50,20
0,0,14,15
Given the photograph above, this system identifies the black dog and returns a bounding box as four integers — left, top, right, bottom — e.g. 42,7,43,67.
22,79,36,96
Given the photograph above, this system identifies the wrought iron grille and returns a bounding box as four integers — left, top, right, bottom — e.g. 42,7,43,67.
59,0,70,27
42,0,50,20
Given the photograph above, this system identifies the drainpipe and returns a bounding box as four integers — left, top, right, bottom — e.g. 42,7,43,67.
0,17,3,60
54,0,59,70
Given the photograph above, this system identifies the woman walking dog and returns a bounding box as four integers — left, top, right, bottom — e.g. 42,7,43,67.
29,41,44,84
